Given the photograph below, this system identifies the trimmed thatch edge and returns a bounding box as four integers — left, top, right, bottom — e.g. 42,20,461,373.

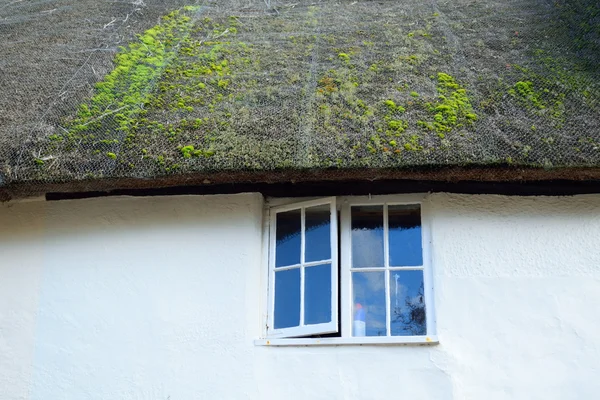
3,166,600,201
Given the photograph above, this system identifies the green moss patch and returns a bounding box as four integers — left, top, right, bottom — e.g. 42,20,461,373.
60,6,199,149
417,73,477,137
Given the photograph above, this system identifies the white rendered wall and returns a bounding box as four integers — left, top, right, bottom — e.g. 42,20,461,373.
1,192,600,399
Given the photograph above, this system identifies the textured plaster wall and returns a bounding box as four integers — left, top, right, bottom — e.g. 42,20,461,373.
1,192,600,399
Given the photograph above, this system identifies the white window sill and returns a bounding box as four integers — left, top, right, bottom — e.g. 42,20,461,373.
254,335,439,346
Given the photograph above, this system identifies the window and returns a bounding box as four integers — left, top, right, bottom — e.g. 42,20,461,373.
267,198,338,338
262,195,436,345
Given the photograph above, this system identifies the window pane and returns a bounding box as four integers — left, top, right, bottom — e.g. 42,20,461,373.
304,264,332,325
275,209,301,268
352,271,386,336
390,270,426,336
305,205,331,263
351,206,384,268
274,268,301,329
389,205,423,266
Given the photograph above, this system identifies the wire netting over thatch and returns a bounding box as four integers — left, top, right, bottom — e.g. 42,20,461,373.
0,0,599,192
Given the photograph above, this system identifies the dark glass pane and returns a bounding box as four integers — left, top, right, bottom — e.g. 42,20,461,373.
274,268,301,329
305,205,331,263
304,264,332,325
389,205,423,266
351,206,384,268
275,209,301,268
352,271,386,336
390,270,426,336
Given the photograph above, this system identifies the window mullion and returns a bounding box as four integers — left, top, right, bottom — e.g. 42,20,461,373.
330,201,339,334
422,202,436,336
267,208,277,335
384,203,391,337
300,207,306,327
340,202,352,338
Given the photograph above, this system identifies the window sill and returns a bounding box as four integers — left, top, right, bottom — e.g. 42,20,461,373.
254,335,439,346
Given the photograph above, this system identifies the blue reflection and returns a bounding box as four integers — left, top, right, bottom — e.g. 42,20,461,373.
275,210,301,267
352,271,387,336
305,206,331,262
305,264,332,325
390,270,426,336
389,205,422,266
274,268,300,329
351,206,384,268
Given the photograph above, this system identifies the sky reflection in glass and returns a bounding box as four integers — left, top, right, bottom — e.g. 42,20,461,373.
352,271,386,336
305,205,331,263
275,209,301,267
351,206,384,268
389,205,423,266
305,263,332,325
390,270,426,336
274,268,300,329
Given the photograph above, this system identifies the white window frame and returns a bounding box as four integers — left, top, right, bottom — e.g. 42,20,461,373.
257,194,438,346
266,197,338,338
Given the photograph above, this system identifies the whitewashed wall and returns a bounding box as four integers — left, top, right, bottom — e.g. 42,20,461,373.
1,192,600,400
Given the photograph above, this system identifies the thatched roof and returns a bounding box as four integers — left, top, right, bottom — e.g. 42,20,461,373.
1,0,599,198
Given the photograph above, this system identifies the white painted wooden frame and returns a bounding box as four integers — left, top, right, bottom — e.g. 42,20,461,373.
266,197,338,338
259,193,438,345
340,193,436,339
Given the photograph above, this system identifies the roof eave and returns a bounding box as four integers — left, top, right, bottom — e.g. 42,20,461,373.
3,166,600,201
